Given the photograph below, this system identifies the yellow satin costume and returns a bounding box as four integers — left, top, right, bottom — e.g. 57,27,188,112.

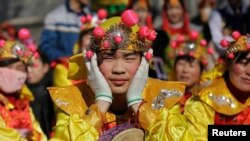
0,85,47,141
184,77,250,141
48,54,195,141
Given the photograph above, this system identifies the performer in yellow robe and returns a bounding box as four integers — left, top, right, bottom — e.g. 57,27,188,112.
0,40,47,141
48,10,195,141
184,32,250,141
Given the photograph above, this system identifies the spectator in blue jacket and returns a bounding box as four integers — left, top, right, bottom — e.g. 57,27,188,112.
39,0,93,62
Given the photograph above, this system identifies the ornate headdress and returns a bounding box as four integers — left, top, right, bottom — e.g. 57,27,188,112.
200,31,250,82
0,28,39,66
170,30,214,65
220,31,250,59
86,10,156,60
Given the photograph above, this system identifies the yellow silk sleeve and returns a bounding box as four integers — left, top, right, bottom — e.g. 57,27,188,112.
50,105,102,141
184,96,215,141
0,116,27,141
139,103,195,141
53,64,73,87
29,108,47,141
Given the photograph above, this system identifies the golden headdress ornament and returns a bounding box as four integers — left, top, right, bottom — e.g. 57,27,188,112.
169,0,181,7
220,31,250,59
0,28,39,66
170,30,214,65
85,10,156,61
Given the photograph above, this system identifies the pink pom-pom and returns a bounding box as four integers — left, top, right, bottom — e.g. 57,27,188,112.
178,50,185,56
114,36,123,44
145,52,152,60
189,51,195,57
80,16,87,23
33,63,39,68
17,50,23,55
220,39,229,48
176,35,185,43
93,27,105,38
18,28,30,41
28,44,37,52
147,30,157,41
24,51,30,57
231,31,241,40
33,52,40,59
227,53,234,59
200,39,207,46
86,15,92,22
170,41,177,49
86,50,93,59
138,26,150,38
121,10,138,27
202,60,208,65
246,43,250,50
189,31,199,41
207,47,214,54
102,40,110,48
97,9,108,20
0,39,6,48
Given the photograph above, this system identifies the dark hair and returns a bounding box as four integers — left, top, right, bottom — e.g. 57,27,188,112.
37,48,50,64
78,28,93,47
163,0,186,11
225,51,250,66
126,0,152,11
0,58,20,67
174,55,204,72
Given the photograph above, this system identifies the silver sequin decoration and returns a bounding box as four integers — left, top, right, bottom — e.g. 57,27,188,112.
151,89,183,109
208,93,236,108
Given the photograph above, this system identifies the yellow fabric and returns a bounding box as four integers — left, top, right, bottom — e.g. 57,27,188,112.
68,53,87,80
199,77,250,115
53,64,73,87
20,85,34,101
184,96,215,141
184,77,250,141
48,78,195,140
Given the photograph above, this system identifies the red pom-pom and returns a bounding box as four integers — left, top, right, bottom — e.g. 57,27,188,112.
246,43,250,50
189,31,199,41
0,39,6,48
102,40,110,48
121,10,138,27
138,26,149,38
86,50,93,59
86,15,92,22
178,50,185,56
97,9,108,20
145,52,152,60
17,50,23,55
170,41,177,49
80,16,87,23
18,28,30,40
28,44,37,52
220,39,229,48
93,27,105,38
176,35,185,43
227,53,234,59
189,51,195,57
202,60,208,65
114,36,123,44
33,52,40,59
200,39,207,46
50,61,57,68
231,31,241,40
207,47,214,54
147,30,157,41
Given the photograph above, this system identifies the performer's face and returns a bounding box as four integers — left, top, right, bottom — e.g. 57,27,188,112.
166,3,183,24
98,50,141,95
229,52,250,92
175,57,201,89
